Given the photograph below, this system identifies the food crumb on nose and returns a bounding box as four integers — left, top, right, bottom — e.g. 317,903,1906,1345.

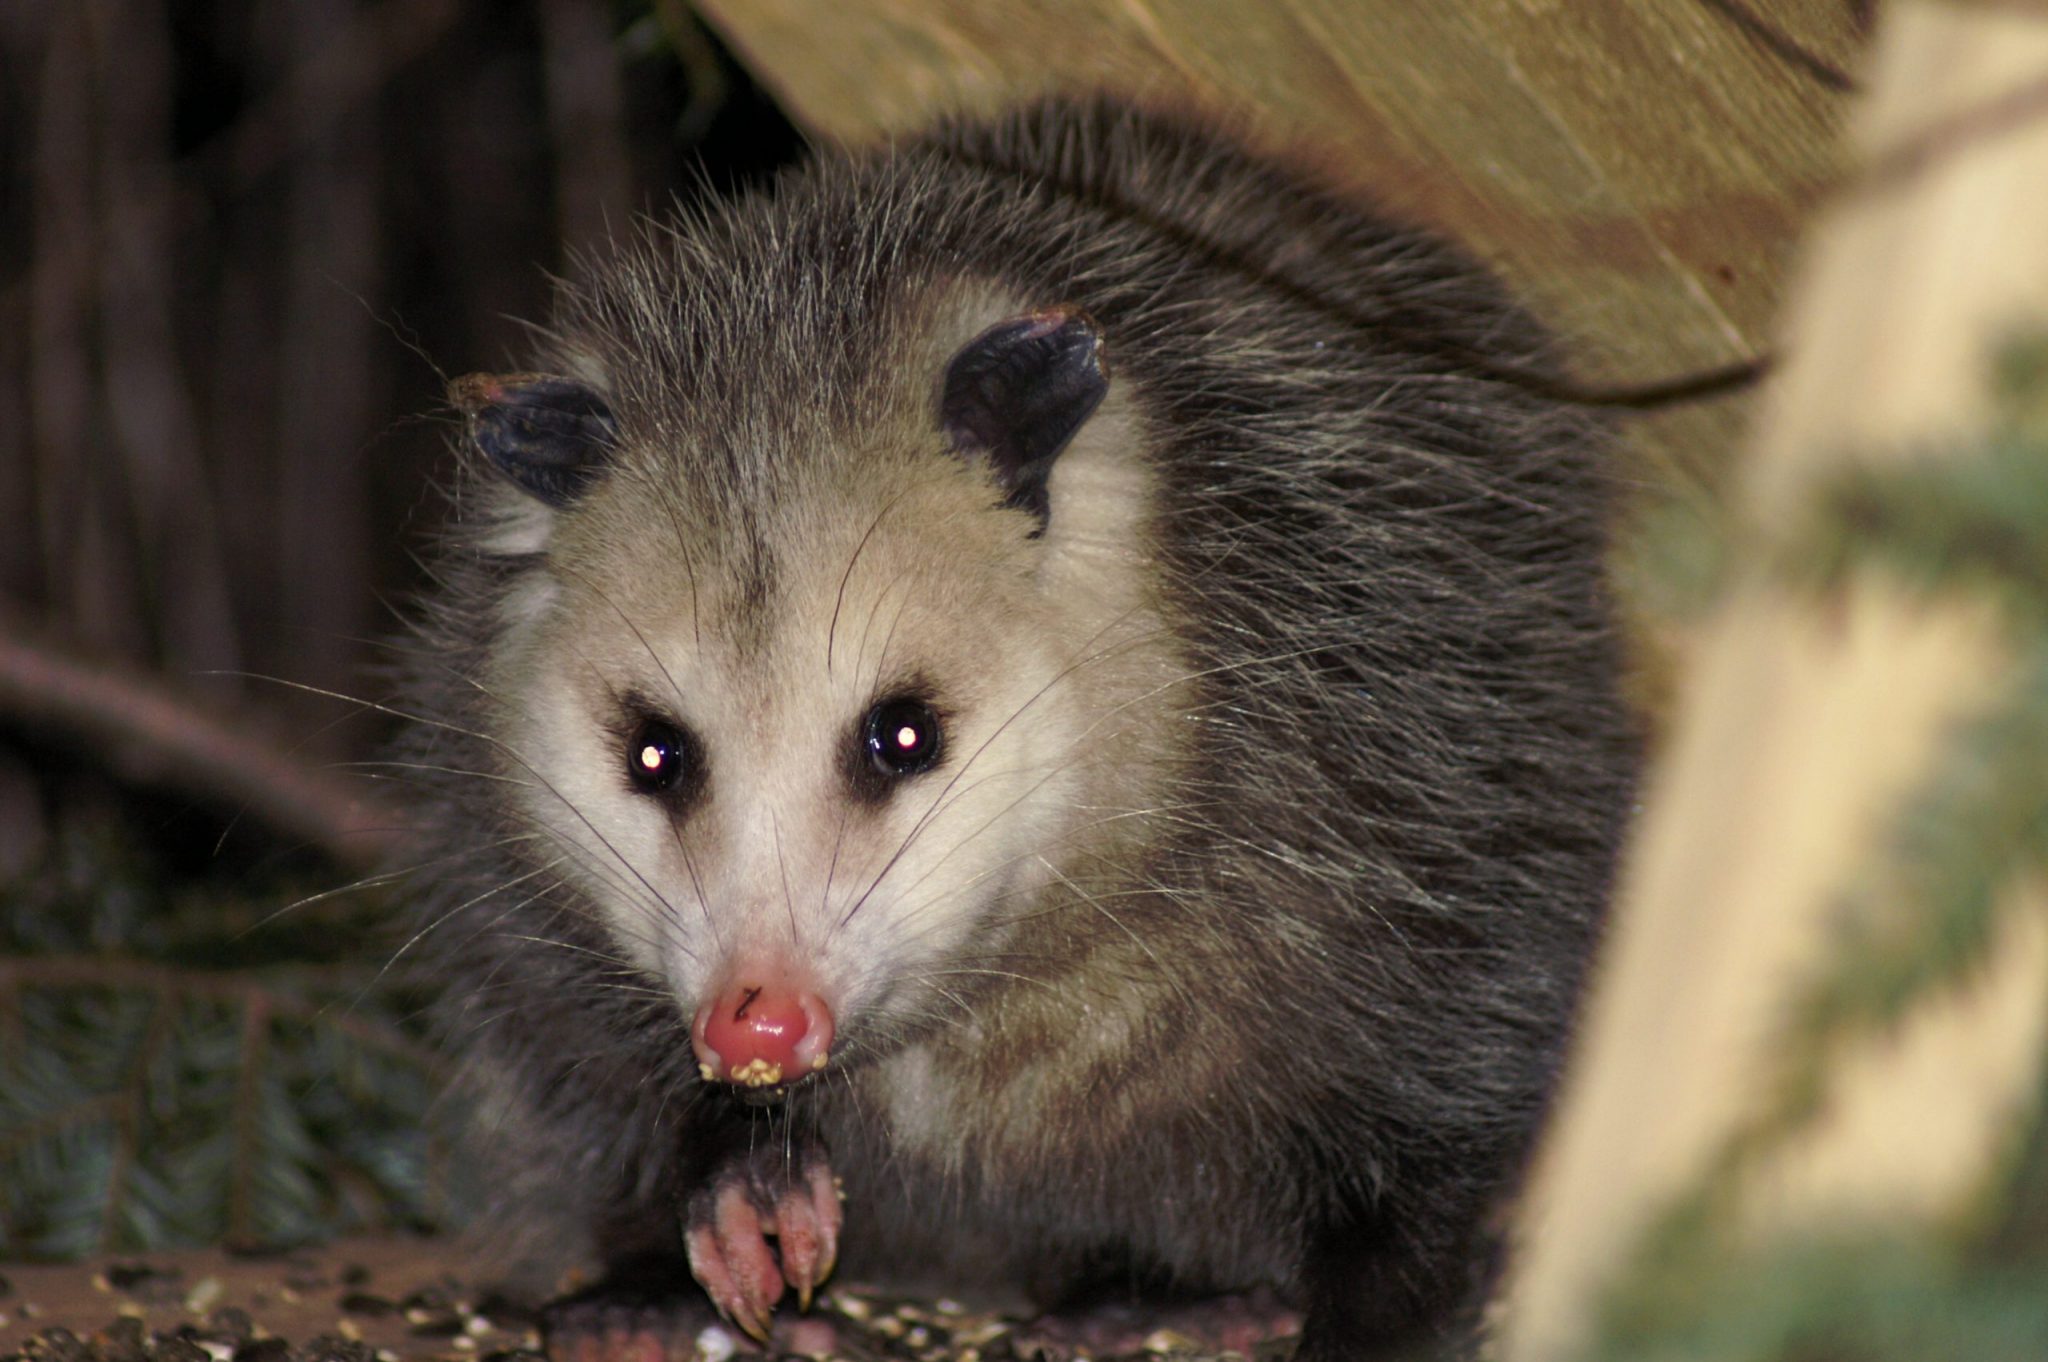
731,1058,783,1087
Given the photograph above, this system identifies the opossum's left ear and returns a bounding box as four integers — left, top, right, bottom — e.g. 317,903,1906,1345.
450,372,618,509
941,308,1108,527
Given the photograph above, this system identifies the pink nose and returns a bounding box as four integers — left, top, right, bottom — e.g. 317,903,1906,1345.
693,979,836,1088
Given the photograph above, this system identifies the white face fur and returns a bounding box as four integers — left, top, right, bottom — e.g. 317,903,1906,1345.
480,355,1186,1064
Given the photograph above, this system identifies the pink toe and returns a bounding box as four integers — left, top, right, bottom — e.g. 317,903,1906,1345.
687,1183,784,1340
774,1187,824,1303
714,1181,786,1334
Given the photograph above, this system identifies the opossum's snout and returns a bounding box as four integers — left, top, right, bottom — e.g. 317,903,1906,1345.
692,975,836,1090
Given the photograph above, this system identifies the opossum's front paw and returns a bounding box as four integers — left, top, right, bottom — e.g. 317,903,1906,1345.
684,1145,842,1341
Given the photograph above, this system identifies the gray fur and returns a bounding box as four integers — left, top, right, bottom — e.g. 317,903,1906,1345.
394,96,1639,1359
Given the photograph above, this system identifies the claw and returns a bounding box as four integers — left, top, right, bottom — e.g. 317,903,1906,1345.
770,1160,841,1310
733,1304,772,1347
686,1179,787,1340
683,1143,843,1340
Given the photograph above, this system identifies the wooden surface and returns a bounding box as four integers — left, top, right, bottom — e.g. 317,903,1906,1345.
1503,6,2048,1358
692,0,1862,502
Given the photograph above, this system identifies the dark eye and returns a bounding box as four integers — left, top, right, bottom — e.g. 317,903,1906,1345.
865,697,943,777
626,719,692,793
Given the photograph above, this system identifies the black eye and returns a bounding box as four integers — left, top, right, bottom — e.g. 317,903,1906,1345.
865,697,943,777
626,719,692,793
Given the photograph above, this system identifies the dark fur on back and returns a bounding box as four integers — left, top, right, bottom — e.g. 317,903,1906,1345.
396,97,1639,1359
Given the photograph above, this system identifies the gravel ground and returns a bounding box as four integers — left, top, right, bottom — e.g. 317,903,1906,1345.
0,1240,1282,1362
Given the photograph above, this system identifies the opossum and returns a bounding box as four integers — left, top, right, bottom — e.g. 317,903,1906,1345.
399,96,1639,1361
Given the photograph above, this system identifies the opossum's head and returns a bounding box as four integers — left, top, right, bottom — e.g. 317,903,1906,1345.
453,299,1182,1094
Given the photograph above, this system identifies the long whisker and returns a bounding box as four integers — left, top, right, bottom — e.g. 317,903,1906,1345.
243,671,695,965
827,489,914,677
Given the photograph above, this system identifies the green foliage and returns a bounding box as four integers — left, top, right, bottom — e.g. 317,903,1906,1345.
1595,1233,2048,1362
1734,344,2048,1164
0,808,462,1258
1592,336,2048,1358
1797,432,2048,626
1613,489,1736,626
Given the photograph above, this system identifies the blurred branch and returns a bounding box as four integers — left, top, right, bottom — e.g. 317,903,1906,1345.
0,623,409,870
649,0,732,150
2,0,465,318
102,0,245,688
274,0,381,705
206,0,465,188
538,0,634,251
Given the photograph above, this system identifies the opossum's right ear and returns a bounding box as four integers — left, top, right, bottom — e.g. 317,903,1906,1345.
450,372,618,508
941,308,1108,528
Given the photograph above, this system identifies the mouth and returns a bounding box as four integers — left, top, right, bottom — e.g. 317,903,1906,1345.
727,1072,819,1107
708,1026,892,1106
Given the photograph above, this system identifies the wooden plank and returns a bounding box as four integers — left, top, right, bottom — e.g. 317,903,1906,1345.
692,0,1857,497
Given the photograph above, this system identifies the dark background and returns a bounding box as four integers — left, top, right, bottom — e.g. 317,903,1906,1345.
0,0,798,1255
0,0,798,871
